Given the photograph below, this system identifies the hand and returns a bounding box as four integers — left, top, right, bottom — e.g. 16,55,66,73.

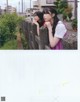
33,19,39,26
44,22,52,29
44,22,52,34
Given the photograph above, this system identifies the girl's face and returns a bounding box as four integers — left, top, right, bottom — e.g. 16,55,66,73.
34,16,40,22
43,13,52,22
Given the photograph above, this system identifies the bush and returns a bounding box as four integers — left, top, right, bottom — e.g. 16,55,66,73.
21,32,28,49
0,13,24,47
54,0,73,21
54,0,68,14
63,4,73,21
71,18,77,31
0,40,17,49
0,24,10,46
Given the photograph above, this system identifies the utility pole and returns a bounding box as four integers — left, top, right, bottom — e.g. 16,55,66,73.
18,1,20,13
6,0,8,7
30,0,31,9
24,1,25,12
22,0,23,13
30,0,32,20
6,0,8,13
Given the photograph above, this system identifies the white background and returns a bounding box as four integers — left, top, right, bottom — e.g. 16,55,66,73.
0,2,80,102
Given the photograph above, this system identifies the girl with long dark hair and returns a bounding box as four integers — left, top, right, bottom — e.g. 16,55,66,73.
43,8,67,49
33,11,44,35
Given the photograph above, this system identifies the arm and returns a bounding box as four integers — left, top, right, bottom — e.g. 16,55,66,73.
48,27,60,48
44,22,60,48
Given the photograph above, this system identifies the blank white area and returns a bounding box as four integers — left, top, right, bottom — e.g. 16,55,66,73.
0,50,80,102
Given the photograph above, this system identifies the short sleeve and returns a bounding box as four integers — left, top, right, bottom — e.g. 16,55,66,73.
54,22,67,38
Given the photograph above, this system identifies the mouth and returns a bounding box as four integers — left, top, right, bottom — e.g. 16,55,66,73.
44,19,48,22
44,18,47,21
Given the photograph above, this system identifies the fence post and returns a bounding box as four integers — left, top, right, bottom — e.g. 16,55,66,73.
32,24,39,49
39,27,50,49
27,22,33,49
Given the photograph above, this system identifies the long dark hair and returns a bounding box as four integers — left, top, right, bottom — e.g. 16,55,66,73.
43,8,59,36
33,11,44,27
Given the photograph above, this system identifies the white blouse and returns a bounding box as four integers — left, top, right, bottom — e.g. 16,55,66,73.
54,21,67,38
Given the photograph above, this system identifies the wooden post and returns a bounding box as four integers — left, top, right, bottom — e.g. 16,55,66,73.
27,22,33,49
20,21,77,50
39,27,50,49
32,24,39,49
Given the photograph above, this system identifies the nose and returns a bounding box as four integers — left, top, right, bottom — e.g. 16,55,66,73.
44,16,47,21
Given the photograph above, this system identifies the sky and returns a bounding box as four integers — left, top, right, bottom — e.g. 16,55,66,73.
0,0,37,12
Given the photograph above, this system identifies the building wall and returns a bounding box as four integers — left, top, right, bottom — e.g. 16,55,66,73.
33,0,56,10
33,0,77,18
39,0,56,6
5,6,16,14
67,0,77,18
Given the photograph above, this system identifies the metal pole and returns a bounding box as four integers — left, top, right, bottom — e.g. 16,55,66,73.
24,1,25,12
30,0,32,20
6,0,8,7
6,0,8,13
22,0,23,13
18,1,20,13
30,0,31,9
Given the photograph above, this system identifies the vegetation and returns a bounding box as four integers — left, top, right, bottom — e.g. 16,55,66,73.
19,28,28,49
63,4,73,21
71,18,77,31
0,13,24,49
21,33,28,49
54,0,68,14
0,40,17,49
54,0,73,21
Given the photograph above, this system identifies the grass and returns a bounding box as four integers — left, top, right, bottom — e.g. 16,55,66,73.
21,33,28,49
0,40,17,50
0,26,28,50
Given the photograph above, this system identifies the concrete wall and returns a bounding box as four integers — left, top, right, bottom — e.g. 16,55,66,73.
67,0,77,18
33,0,56,9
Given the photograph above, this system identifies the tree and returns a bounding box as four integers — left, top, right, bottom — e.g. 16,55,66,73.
54,0,68,14
0,13,24,46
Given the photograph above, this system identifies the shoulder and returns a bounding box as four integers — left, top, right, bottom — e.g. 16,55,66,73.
55,21,67,33
54,21,67,38
56,21,66,29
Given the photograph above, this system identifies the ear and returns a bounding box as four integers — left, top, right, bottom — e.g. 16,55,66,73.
52,14,55,17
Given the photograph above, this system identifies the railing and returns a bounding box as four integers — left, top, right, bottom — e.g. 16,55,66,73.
20,20,77,50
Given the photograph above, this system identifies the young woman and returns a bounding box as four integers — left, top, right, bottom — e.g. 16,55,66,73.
43,8,67,49
33,11,44,35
